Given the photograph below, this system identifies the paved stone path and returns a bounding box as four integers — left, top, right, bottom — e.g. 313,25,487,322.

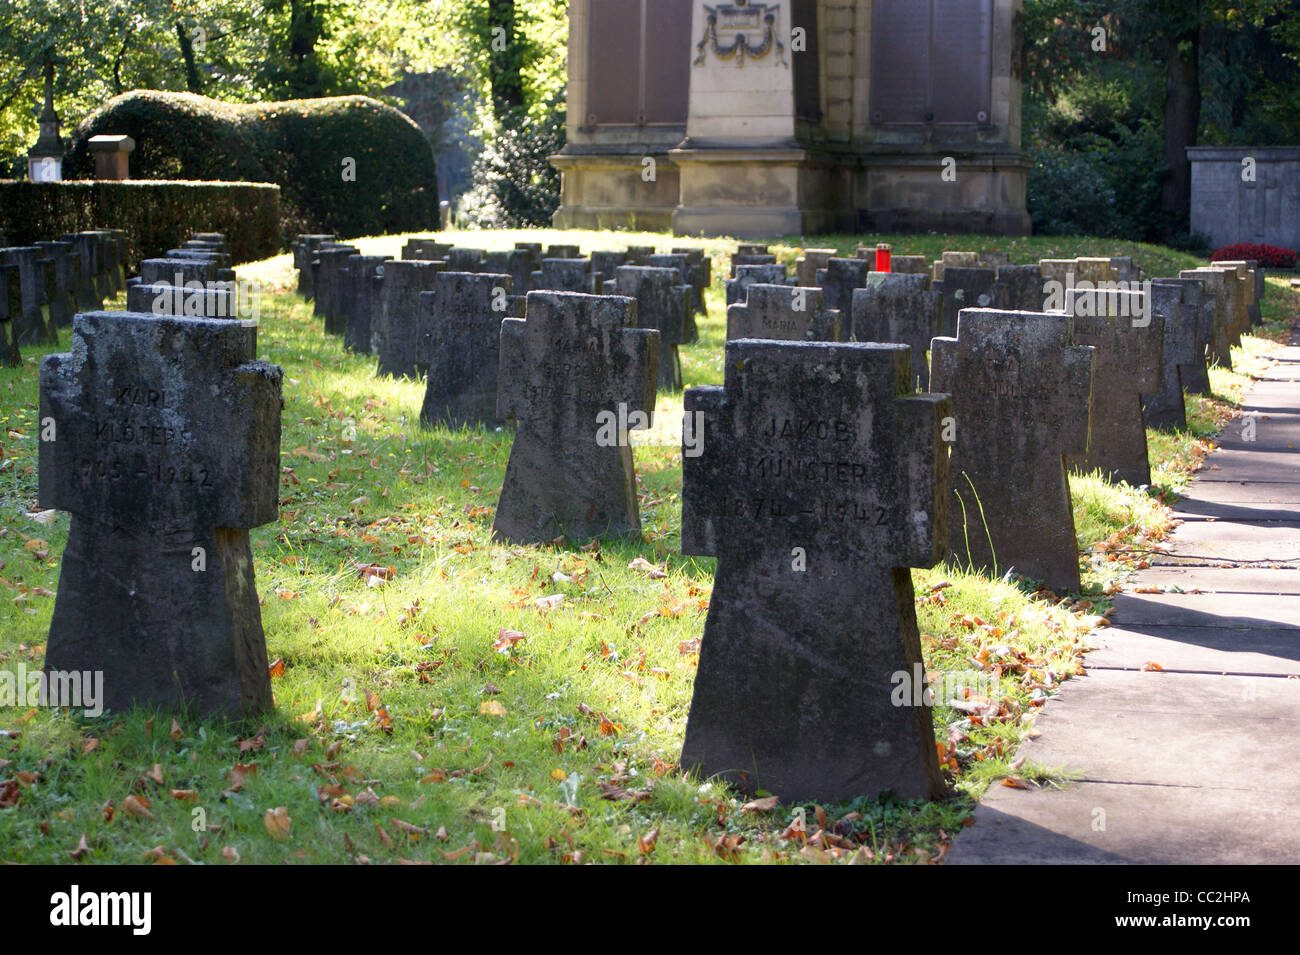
949,344,1300,865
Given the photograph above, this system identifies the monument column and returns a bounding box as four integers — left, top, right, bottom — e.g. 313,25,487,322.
670,0,837,237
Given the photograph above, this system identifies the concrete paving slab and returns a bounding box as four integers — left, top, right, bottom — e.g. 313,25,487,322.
1127,565,1300,594
948,781,1300,865
1172,498,1300,521
965,669,1300,788
1194,452,1300,483
1149,520,1300,565
1173,481,1300,504
1216,413,1300,451
1108,591,1300,628
1085,624,1300,675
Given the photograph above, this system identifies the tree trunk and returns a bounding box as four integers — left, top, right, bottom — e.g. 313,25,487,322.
1159,30,1200,233
176,23,204,94
487,0,525,121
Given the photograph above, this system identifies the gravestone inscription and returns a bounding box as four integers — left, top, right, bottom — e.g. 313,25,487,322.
726,284,842,342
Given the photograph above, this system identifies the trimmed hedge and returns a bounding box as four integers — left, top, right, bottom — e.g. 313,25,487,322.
67,91,439,240
0,180,280,267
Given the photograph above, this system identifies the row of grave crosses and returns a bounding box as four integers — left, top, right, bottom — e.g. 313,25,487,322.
293,236,709,402
31,234,1267,806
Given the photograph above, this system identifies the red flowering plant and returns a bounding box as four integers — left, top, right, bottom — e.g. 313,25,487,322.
1211,243,1297,269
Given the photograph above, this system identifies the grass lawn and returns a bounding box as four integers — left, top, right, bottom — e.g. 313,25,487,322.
1,229,1295,864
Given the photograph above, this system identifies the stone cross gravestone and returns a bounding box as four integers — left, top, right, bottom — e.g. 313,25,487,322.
1140,281,1203,432
889,254,930,275
725,263,789,305
0,264,22,367
851,272,942,389
314,244,359,334
731,252,777,275
447,248,487,272
3,248,57,345
33,241,79,329
995,264,1046,312
1180,268,1236,369
1213,261,1262,327
419,272,517,428
680,339,950,803
930,309,1095,592
39,311,282,717
343,254,391,354
1148,277,1212,396
591,250,628,286
484,250,534,295
533,258,597,294
493,291,658,543
59,233,104,311
293,234,335,300
139,258,219,288
725,284,842,343
818,257,872,313
671,247,711,316
403,238,452,261
127,283,238,321
933,266,1003,338
1064,287,1164,486
1207,262,1255,338
796,248,837,288
375,259,443,378
614,265,695,391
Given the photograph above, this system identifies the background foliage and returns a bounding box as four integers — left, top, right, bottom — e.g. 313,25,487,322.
2,1,1298,239
66,90,440,237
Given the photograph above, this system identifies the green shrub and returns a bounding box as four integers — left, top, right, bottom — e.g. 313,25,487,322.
0,180,280,266
458,105,563,228
66,91,439,240
1026,120,1167,241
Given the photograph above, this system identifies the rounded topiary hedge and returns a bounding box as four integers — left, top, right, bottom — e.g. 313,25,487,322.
68,91,439,240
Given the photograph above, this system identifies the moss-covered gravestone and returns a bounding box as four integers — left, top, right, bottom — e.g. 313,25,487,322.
614,266,695,392
375,259,443,378
818,257,871,313
0,264,21,367
1179,268,1236,369
4,247,57,344
680,340,950,803
725,264,789,306
493,291,658,544
419,272,518,428
726,284,842,343
342,254,391,355
1141,282,1205,432
933,266,1003,338
930,309,1095,592
314,245,359,334
39,311,283,717
851,272,942,389
1064,288,1164,486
